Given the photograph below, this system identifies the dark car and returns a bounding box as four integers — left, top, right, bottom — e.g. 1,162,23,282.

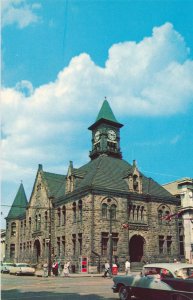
112,263,193,300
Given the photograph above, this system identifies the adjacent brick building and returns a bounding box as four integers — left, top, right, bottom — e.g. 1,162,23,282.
5,100,181,271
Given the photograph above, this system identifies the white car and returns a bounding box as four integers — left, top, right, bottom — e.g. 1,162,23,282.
9,263,35,276
1,262,15,273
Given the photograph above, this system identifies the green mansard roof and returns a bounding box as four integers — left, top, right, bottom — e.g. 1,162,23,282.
6,183,28,220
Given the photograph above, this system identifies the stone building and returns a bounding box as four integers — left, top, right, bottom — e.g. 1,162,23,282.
5,100,181,271
163,178,193,263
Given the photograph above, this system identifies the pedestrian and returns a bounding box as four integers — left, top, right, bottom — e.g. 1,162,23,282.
57,258,61,276
103,261,111,278
43,262,48,277
52,260,59,276
67,260,71,274
63,262,70,277
125,259,131,275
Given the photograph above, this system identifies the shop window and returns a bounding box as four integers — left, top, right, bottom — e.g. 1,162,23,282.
78,233,82,255
166,236,172,255
10,244,15,259
112,233,118,255
159,235,164,254
62,236,65,256
57,237,60,256
72,234,76,255
101,232,108,255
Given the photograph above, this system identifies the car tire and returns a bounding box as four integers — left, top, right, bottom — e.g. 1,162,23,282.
119,285,131,300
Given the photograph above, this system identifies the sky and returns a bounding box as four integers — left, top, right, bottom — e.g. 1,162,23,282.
1,0,193,228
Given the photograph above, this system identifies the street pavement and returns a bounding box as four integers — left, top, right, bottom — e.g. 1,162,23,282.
1,271,140,300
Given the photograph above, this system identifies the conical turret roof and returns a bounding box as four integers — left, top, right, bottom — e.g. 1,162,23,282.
88,99,123,130
95,99,118,123
6,183,28,220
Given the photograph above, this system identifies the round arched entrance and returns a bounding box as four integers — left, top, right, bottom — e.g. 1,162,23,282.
129,235,145,262
34,239,41,263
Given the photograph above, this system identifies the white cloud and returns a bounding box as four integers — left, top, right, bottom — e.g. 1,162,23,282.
1,0,41,28
1,23,193,189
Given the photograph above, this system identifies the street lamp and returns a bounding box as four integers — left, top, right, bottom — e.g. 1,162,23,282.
48,197,52,276
109,206,113,272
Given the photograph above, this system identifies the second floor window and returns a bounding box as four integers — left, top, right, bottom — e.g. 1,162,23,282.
11,222,16,236
73,202,76,223
102,203,108,219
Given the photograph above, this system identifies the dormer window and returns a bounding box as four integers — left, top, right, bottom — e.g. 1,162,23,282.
125,160,142,193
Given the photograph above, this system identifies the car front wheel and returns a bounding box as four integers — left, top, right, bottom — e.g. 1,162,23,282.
119,285,131,300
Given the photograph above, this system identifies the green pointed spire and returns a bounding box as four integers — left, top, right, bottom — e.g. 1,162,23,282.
7,183,28,220
95,99,118,123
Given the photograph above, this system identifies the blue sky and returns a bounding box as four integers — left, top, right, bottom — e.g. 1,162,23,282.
1,0,193,227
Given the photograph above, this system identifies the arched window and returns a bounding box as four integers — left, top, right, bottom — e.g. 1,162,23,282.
29,217,32,229
57,208,61,226
102,203,108,219
11,222,16,236
73,202,76,223
133,175,138,191
35,215,38,230
128,205,132,220
38,214,41,230
158,209,163,224
158,205,171,225
62,206,66,225
44,211,48,229
78,200,82,222
111,204,117,220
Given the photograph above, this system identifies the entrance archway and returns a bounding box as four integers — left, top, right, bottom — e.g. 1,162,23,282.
129,235,145,262
34,239,41,263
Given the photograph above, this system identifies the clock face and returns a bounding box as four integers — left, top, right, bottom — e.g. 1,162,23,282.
108,130,116,141
94,130,101,142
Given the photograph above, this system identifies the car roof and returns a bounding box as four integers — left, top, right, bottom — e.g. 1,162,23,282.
144,263,193,273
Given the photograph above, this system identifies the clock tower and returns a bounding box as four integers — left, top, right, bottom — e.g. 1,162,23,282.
88,99,123,160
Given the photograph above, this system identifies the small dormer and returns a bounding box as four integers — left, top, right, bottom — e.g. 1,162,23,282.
125,160,143,193
65,161,75,194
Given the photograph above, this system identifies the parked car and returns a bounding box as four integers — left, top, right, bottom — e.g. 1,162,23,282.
0,262,15,273
112,263,193,300
9,263,35,276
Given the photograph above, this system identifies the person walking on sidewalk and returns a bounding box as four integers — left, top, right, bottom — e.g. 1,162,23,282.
103,261,111,278
43,262,48,277
63,262,70,277
125,259,131,275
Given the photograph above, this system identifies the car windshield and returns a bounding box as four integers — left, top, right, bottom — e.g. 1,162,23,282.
17,264,30,267
174,268,193,279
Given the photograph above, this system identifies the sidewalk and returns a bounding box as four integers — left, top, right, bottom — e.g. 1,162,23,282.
35,270,139,278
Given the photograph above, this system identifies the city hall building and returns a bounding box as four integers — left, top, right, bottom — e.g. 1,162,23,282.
5,100,181,271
